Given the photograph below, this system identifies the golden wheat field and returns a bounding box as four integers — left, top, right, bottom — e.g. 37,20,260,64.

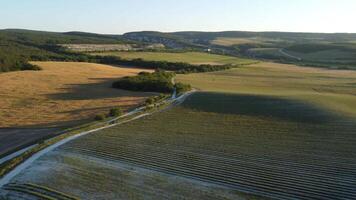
0,62,153,128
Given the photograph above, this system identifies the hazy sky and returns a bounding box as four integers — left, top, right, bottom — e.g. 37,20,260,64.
1,0,355,34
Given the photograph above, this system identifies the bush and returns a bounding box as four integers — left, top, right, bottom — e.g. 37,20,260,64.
138,71,150,76
175,82,192,94
21,63,42,71
145,97,155,105
94,114,106,121
109,107,123,117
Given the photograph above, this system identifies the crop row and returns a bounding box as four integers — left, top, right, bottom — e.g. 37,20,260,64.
61,144,356,200
64,133,356,175
56,92,356,199
3,183,79,200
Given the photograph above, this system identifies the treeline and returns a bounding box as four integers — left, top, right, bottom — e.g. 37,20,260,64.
0,43,95,72
1,45,233,74
0,42,81,72
91,56,233,74
0,59,41,72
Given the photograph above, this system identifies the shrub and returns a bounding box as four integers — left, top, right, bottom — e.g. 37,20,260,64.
145,97,155,105
175,82,192,94
138,71,150,76
109,107,123,117
21,63,42,71
94,114,106,121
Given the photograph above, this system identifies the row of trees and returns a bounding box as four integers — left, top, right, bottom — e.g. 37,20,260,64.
93,55,233,74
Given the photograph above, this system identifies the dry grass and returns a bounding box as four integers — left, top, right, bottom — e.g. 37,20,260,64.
0,62,153,128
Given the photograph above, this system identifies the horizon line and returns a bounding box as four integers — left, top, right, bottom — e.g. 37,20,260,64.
2,28,356,35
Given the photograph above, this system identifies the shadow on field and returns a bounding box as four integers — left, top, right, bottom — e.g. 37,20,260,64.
58,104,134,116
47,78,152,101
0,127,60,158
182,92,340,124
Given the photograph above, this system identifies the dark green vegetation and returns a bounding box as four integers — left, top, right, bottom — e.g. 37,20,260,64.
91,55,236,74
145,94,169,106
94,114,106,121
112,71,175,93
94,107,123,121
175,82,192,95
109,107,123,117
18,92,355,199
113,71,184,93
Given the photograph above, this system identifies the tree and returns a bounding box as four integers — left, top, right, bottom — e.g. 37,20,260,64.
145,97,155,105
109,107,123,117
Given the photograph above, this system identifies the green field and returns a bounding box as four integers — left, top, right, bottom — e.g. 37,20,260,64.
92,51,255,65
177,62,356,118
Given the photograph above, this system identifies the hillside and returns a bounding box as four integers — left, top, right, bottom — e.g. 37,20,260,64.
0,29,126,72
2,29,356,73
0,61,152,158
0,61,152,128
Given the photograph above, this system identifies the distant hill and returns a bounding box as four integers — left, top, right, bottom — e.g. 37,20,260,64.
0,29,126,72
1,29,356,72
123,31,202,49
123,31,356,69
124,31,356,46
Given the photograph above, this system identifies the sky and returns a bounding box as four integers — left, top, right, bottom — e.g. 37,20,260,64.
1,0,356,34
